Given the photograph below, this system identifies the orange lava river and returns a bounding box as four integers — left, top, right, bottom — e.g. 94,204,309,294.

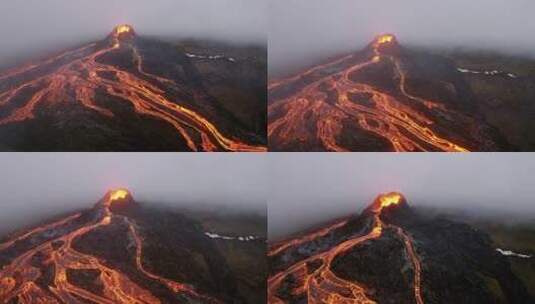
0,25,265,152
268,34,468,152
268,192,424,304
0,189,221,303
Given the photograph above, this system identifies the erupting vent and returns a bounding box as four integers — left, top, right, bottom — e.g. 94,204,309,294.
377,191,403,210
366,191,406,214
116,24,133,34
109,188,130,202
375,34,395,45
113,24,135,38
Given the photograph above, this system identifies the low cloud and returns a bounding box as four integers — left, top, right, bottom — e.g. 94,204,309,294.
268,153,535,239
0,153,266,235
0,0,266,68
269,0,535,76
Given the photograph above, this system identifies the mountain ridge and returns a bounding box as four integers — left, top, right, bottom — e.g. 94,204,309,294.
268,192,532,303
268,34,527,151
0,25,266,151
0,189,265,303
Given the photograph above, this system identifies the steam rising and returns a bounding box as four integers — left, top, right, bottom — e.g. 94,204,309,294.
269,0,535,76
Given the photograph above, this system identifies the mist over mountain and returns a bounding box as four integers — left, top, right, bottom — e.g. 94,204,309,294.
0,153,267,235
268,153,535,239
0,24,267,151
0,0,266,69
269,192,533,303
269,0,535,76
0,188,267,303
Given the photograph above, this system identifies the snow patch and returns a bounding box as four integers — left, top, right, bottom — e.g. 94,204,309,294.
457,67,517,78
496,248,532,259
204,232,260,242
185,53,236,63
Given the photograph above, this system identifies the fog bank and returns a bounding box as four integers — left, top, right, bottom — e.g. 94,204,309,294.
0,153,266,235
269,0,535,76
268,153,535,239
0,0,266,68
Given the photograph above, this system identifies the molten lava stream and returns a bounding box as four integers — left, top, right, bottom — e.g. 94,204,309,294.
268,193,425,304
268,54,354,90
268,34,469,152
0,43,97,82
0,27,265,152
0,213,81,251
125,217,222,303
269,218,349,257
0,189,220,303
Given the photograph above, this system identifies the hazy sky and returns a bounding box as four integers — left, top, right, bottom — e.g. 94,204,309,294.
0,0,266,67
0,153,266,234
269,0,535,76
2,153,534,238
269,153,535,239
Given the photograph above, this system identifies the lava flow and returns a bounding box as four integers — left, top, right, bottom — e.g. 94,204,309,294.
269,33,469,152
0,24,265,152
0,189,221,303
268,192,424,304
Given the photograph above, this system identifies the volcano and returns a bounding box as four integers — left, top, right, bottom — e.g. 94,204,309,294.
268,192,533,303
268,34,534,151
0,189,267,303
0,25,266,151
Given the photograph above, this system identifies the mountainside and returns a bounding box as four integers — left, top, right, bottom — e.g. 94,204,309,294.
0,189,266,303
268,34,535,151
0,25,266,151
268,193,533,303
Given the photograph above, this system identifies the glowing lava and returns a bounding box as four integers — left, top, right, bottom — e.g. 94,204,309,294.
115,24,134,35
269,218,349,257
0,190,222,303
0,25,265,152
377,191,402,210
268,33,470,152
109,188,129,201
375,34,395,45
268,192,424,304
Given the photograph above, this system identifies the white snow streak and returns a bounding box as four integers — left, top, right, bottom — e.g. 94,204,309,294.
204,232,260,242
496,248,532,258
457,67,517,78
185,53,236,62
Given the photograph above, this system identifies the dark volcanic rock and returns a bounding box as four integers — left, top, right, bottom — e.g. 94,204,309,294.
268,35,529,151
269,195,533,304
0,191,266,304
0,29,266,151
331,229,415,304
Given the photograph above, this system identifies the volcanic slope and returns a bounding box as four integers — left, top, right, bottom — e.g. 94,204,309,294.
0,189,265,303
0,25,266,151
268,34,526,151
268,193,533,304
